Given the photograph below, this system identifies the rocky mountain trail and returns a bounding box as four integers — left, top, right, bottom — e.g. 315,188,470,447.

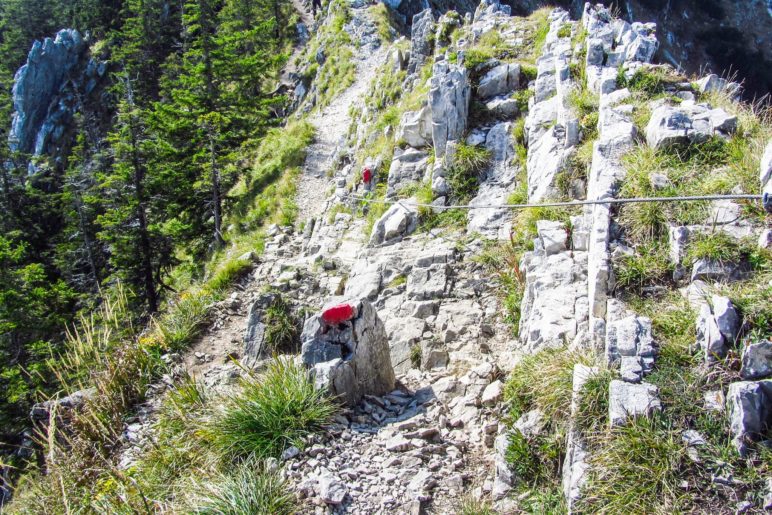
111,0,771,511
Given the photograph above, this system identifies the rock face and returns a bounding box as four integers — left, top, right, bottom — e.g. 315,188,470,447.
467,122,518,239
397,106,432,148
243,293,280,365
429,60,470,158
301,299,396,406
386,148,429,197
605,315,656,383
9,29,86,154
407,9,435,74
608,380,661,427
8,29,107,169
477,63,520,99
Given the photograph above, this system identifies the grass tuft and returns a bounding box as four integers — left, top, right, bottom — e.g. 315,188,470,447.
209,358,336,460
193,460,296,515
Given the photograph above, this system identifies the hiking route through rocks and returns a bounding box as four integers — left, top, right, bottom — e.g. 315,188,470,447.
295,47,388,225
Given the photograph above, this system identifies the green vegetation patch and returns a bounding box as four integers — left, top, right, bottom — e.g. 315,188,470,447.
446,142,492,202
211,359,337,460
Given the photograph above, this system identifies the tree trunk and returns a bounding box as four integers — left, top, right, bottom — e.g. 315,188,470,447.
209,129,224,248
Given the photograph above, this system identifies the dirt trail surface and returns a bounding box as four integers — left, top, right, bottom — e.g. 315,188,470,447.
295,48,387,225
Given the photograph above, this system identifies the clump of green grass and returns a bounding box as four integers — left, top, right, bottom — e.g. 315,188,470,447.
574,369,615,437
209,359,337,460
520,63,537,82
557,23,572,38
410,344,422,369
446,143,491,202
457,496,496,515
568,87,599,141
626,292,695,367
504,347,593,423
685,231,747,265
613,242,673,294
193,460,296,515
618,66,684,95
263,296,299,354
464,31,515,71
511,89,534,112
367,2,399,43
578,415,688,514
386,274,407,288
475,241,524,332
555,155,588,200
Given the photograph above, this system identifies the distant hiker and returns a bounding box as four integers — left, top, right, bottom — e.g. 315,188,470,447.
312,0,322,16
362,166,373,192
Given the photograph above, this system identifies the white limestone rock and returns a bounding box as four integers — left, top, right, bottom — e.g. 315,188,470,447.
608,380,661,427
397,106,432,148
477,63,520,99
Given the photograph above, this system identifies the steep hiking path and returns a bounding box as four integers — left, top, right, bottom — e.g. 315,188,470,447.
295,48,388,225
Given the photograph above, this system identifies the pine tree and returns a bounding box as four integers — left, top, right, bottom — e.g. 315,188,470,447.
99,78,172,313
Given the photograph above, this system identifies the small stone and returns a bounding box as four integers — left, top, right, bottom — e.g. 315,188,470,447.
281,446,300,461
682,429,706,446
649,172,671,190
408,470,436,493
318,474,347,505
481,380,504,406
704,390,725,412
385,435,412,452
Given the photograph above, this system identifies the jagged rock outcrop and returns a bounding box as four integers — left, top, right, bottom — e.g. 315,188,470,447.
407,9,435,74
301,299,396,406
727,380,772,456
429,59,470,158
8,29,107,170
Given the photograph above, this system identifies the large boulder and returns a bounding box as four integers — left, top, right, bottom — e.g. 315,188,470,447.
397,106,432,148
301,299,395,406
429,60,470,158
369,200,418,246
477,63,520,99
645,103,737,150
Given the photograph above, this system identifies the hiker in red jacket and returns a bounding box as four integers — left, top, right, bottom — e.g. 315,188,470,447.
362,166,373,192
